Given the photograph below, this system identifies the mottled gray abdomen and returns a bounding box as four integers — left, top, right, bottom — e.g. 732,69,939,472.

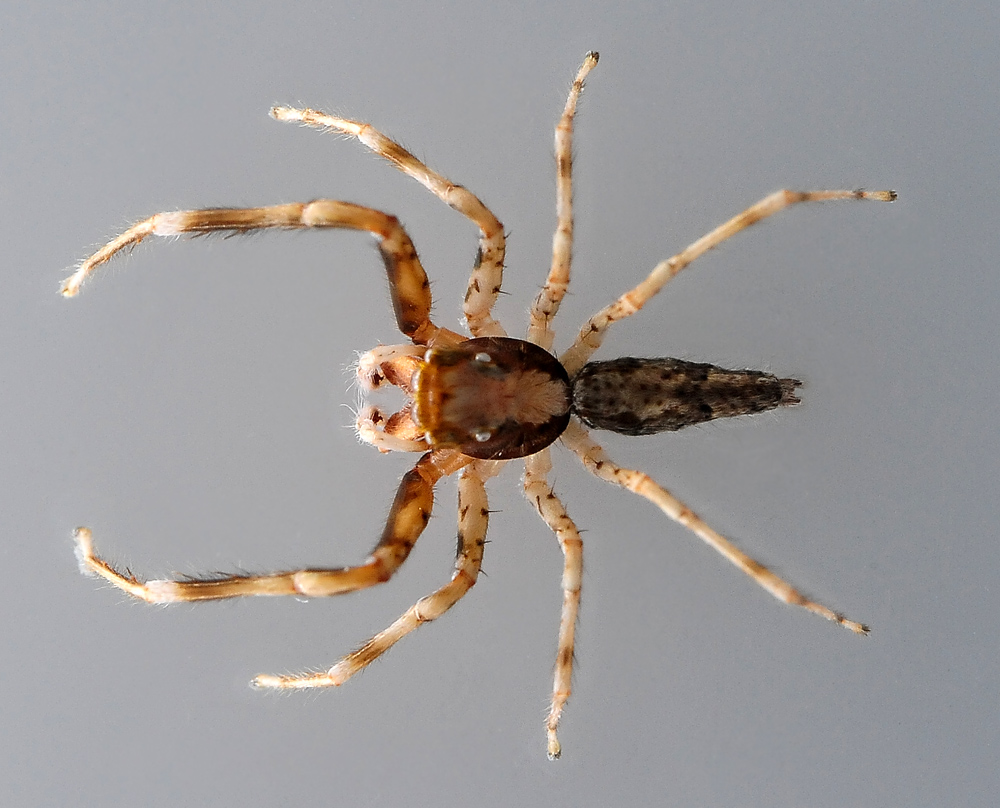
571,357,801,436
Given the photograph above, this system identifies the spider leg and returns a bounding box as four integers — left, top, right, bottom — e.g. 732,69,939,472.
561,420,869,634
528,51,599,351
523,448,584,760
73,450,471,603
559,188,896,374
253,460,500,689
60,201,464,346
271,106,507,338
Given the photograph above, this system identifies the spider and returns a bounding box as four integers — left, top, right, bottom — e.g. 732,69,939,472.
63,52,895,760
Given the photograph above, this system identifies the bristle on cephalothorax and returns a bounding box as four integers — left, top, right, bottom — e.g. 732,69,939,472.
571,357,801,436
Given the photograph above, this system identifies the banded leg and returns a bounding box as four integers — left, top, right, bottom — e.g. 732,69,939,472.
523,448,585,760
73,450,471,603
561,420,869,633
254,459,500,689
60,200,465,346
271,106,507,338
528,51,599,351
560,188,897,374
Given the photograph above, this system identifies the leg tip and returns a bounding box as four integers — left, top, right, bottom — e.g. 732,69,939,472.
72,527,95,575
60,276,82,298
837,613,870,635
72,525,93,542
856,189,897,202
252,672,338,689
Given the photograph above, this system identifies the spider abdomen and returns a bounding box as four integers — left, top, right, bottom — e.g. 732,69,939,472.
571,357,801,436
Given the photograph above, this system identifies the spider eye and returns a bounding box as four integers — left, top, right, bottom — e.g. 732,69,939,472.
474,352,492,364
474,429,492,442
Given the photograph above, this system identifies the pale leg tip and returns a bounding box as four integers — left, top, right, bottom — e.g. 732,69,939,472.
72,526,95,575
72,525,93,542
60,271,86,297
270,106,298,122
546,734,561,760
835,613,870,635
855,188,897,202
251,674,279,689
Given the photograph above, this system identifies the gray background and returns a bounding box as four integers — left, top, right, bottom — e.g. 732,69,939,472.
3,2,997,806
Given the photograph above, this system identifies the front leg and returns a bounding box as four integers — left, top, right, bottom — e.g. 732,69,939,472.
73,450,471,603
61,200,465,346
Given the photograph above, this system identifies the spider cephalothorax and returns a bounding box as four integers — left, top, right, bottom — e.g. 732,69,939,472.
368,336,572,460
64,52,894,759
